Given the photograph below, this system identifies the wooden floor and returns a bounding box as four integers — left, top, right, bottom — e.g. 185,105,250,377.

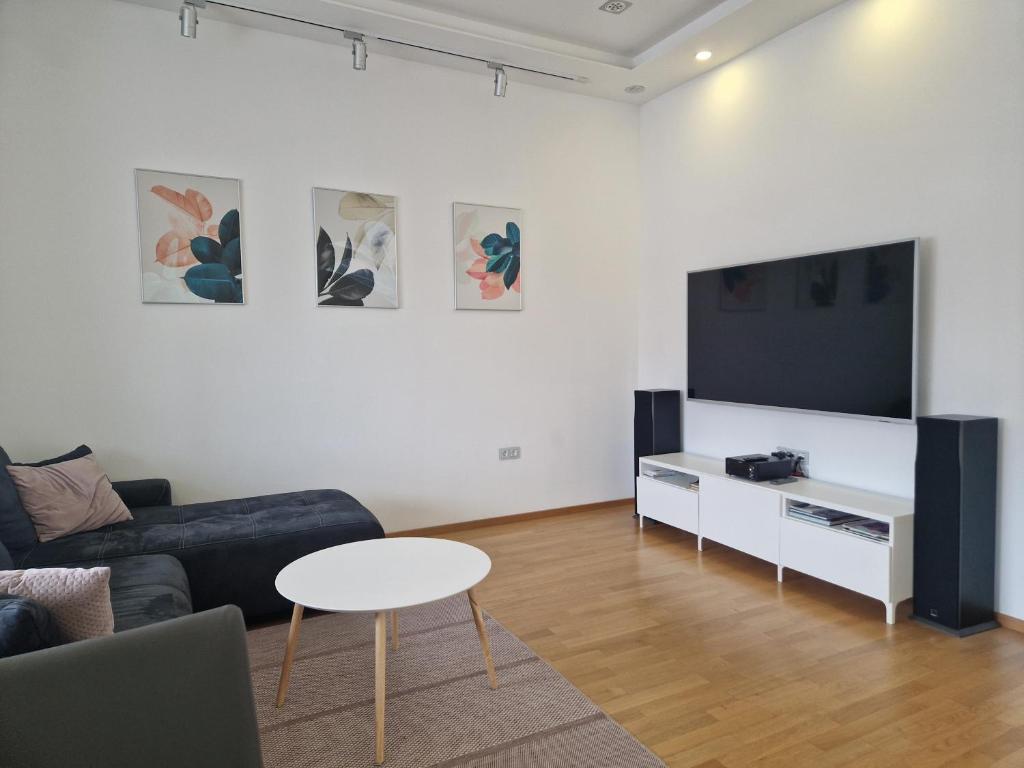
438,504,1024,767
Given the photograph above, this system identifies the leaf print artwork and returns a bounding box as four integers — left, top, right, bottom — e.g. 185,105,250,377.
453,203,523,311
182,207,242,303
316,228,376,306
465,221,521,300
136,170,244,304
313,188,398,308
152,186,220,268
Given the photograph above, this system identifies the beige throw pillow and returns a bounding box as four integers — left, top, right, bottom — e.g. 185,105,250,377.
0,567,114,641
6,454,133,543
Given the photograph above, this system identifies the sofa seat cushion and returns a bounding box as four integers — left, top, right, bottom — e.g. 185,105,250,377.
109,555,193,632
15,490,384,620
59,555,192,633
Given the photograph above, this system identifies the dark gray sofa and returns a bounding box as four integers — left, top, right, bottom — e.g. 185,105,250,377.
0,445,384,656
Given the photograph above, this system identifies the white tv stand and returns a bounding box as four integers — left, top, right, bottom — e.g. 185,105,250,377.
637,452,913,624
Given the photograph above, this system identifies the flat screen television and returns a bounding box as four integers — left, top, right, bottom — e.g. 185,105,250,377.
687,239,918,423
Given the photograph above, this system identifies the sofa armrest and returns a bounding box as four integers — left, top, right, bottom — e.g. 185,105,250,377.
0,605,263,767
112,479,172,509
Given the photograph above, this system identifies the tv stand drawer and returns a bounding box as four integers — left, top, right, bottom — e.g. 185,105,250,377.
637,475,698,534
780,518,890,601
699,474,780,563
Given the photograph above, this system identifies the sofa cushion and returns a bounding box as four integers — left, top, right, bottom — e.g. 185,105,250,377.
0,594,64,658
0,539,12,571
108,555,193,632
0,447,38,554
57,554,193,633
15,489,383,620
111,478,172,510
0,567,114,642
0,445,94,554
7,455,133,543
15,445,93,466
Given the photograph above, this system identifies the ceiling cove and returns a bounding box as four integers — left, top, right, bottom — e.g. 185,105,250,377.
119,0,848,102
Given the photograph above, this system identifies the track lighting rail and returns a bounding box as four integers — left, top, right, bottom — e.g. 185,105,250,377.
182,0,579,90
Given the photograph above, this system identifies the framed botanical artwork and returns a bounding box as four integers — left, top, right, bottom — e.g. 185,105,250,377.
135,169,243,304
313,188,398,308
453,202,522,311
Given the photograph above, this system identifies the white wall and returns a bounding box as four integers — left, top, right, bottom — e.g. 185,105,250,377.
0,0,641,531
638,0,1024,616
3,0,1022,616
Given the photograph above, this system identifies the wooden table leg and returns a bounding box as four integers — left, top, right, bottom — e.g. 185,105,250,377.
275,603,304,708
375,611,387,765
467,588,498,689
391,610,399,650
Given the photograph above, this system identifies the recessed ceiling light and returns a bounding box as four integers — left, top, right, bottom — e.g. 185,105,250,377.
598,1,633,15
695,50,713,62
624,85,646,94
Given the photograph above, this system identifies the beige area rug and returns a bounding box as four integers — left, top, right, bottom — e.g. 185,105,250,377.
247,595,666,768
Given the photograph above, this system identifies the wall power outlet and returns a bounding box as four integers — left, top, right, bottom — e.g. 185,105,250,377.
498,446,521,461
776,446,810,478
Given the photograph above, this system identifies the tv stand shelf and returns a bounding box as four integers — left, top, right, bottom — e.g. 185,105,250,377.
642,472,698,492
638,452,914,624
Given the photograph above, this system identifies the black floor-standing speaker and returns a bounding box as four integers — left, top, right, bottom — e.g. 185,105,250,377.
912,415,999,636
633,390,681,515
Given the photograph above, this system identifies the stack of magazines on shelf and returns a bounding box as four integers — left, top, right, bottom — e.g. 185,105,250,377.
640,466,700,491
787,502,890,542
787,502,860,527
641,466,676,479
840,518,890,542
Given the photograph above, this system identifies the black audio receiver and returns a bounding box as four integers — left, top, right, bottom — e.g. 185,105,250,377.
725,453,797,482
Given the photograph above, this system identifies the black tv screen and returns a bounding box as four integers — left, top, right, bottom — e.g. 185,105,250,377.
687,240,917,422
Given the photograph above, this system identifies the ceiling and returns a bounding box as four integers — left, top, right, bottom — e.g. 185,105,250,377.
393,0,726,58
119,0,849,102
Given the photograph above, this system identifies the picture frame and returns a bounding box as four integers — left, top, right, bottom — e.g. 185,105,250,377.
135,169,244,305
312,187,399,308
453,202,523,311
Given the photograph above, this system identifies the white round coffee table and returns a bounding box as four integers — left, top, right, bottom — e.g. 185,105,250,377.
273,537,497,765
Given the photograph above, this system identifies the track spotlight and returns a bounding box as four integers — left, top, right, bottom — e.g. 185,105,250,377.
345,32,367,71
179,1,205,39
353,37,367,70
489,63,507,97
179,3,197,38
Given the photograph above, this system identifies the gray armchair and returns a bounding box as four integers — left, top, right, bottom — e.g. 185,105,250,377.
0,605,263,768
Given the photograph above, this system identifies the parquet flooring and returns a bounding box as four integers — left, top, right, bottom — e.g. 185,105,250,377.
440,504,1024,767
